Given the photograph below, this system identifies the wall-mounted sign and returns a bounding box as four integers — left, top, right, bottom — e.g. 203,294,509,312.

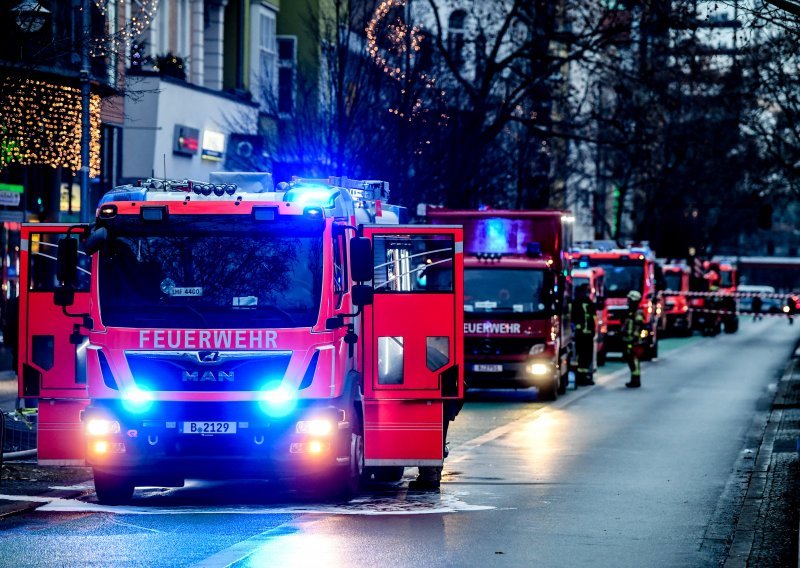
201,130,225,161
0,182,23,207
173,125,199,156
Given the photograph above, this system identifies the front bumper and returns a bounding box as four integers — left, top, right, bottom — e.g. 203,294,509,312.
83,400,350,481
465,358,557,389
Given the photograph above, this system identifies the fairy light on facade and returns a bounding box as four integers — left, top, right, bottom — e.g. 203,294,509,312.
92,0,159,55
0,79,101,177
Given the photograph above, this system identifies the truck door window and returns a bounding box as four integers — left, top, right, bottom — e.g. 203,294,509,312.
372,234,454,293
28,233,91,292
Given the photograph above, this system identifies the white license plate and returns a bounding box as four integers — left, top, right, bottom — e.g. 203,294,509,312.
182,421,237,434
473,364,503,373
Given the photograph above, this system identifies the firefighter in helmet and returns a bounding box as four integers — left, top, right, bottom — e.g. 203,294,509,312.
622,290,645,388
573,283,597,386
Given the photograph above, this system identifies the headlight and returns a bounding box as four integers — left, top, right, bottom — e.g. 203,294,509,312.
640,330,649,339
296,419,334,436
86,419,120,436
529,343,546,355
528,363,549,376
783,305,790,313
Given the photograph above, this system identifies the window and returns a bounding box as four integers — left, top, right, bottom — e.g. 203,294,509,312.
277,36,297,115
251,5,277,103
447,10,466,68
29,234,91,292
372,234,454,293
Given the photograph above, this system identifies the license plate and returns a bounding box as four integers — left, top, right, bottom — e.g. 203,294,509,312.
182,421,237,434
473,364,503,373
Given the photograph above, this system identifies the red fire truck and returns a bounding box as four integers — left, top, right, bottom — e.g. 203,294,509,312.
421,208,574,400
573,242,662,360
572,266,608,366
19,175,464,503
661,263,693,336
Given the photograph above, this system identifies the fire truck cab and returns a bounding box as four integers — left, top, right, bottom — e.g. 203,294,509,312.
19,174,464,503
573,242,662,360
661,263,693,336
572,266,608,367
421,208,574,400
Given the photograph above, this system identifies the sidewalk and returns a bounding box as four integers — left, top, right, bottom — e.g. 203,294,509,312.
724,339,800,566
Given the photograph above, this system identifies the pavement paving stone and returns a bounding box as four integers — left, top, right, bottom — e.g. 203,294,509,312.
742,348,800,567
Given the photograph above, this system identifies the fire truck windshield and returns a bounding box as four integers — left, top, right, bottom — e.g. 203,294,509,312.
663,272,682,292
587,259,644,298
720,270,734,287
464,268,551,314
98,223,323,329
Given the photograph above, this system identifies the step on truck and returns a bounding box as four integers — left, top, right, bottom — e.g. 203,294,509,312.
18,174,464,504
573,242,662,360
421,207,574,400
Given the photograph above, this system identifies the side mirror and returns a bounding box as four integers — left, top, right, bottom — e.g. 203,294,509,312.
85,226,109,256
57,236,79,287
350,237,373,283
351,284,374,307
54,284,75,308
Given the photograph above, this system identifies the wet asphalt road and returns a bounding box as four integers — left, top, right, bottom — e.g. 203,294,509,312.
0,318,797,567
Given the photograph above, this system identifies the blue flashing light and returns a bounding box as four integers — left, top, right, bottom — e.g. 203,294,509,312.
122,385,153,413
579,261,589,268
285,185,336,207
258,382,297,418
485,218,510,254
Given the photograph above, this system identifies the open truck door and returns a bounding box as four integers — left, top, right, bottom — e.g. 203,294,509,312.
361,226,464,467
19,224,91,465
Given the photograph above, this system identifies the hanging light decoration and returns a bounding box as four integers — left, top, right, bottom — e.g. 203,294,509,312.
92,0,159,56
0,78,101,177
366,1,448,130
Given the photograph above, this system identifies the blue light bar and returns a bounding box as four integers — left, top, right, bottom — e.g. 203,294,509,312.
284,184,337,207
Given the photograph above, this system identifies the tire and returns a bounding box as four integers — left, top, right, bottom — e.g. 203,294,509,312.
538,377,558,401
93,469,135,505
724,318,738,334
328,408,364,501
557,369,568,396
364,466,405,483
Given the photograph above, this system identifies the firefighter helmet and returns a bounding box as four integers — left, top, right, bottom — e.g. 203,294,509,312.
627,290,642,303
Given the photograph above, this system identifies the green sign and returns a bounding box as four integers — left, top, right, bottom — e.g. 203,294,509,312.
0,183,24,193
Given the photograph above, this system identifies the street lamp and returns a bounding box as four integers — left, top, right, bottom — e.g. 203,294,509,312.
11,0,50,34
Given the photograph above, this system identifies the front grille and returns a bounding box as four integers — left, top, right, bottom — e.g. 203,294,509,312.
465,337,539,357
126,351,292,391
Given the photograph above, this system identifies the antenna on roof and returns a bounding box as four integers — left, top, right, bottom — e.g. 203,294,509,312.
163,154,167,182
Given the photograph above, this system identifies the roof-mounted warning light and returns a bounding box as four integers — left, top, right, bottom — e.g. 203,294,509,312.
284,184,337,207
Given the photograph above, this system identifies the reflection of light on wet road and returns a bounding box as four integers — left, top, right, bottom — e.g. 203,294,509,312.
518,411,564,482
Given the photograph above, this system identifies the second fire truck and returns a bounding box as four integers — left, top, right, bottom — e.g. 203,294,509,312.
422,208,574,400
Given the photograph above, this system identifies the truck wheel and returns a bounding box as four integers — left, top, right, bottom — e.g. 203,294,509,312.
93,469,135,505
330,409,364,500
557,368,568,396
724,318,738,334
538,377,558,401
364,466,405,483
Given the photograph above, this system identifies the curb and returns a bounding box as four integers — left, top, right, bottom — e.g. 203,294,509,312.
722,340,800,567
0,485,93,520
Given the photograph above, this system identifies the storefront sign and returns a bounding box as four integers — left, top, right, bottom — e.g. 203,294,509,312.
201,130,225,161
173,125,199,156
0,183,23,207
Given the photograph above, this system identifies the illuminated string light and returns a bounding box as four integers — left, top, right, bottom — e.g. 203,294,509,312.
365,0,449,132
0,79,101,177
91,0,159,56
